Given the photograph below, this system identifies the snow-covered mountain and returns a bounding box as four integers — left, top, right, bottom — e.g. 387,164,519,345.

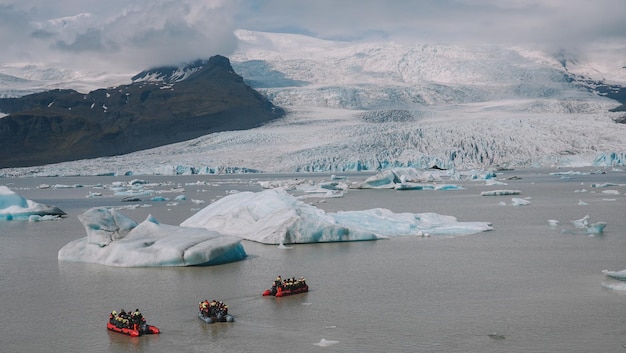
1,30,625,176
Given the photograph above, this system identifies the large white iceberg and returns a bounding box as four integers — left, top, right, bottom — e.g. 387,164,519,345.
0,185,66,220
181,188,493,244
58,207,247,267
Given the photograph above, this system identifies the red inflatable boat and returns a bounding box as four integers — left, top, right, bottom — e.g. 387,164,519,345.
107,322,160,337
263,284,309,297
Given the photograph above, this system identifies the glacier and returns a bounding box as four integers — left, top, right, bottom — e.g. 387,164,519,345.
180,188,493,245
0,185,66,220
1,30,626,177
58,207,247,267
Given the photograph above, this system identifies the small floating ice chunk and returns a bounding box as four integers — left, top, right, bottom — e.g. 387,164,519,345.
571,215,589,228
314,338,339,347
547,220,559,227
602,269,626,281
511,198,530,206
480,190,521,196
587,222,607,234
488,332,505,340
601,281,626,291
601,190,620,195
277,242,292,249
578,199,588,205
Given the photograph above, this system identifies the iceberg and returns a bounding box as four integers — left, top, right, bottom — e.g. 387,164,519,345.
181,188,493,244
0,185,66,221
481,190,521,196
602,269,626,281
351,168,453,189
58,207,247,267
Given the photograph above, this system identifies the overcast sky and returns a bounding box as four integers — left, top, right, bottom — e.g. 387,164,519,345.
1,0,624,73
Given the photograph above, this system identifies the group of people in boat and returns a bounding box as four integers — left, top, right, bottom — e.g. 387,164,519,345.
271,275,307,292
198,299,229,318
109,309,145,330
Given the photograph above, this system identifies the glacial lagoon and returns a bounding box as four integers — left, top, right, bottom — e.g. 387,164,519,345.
2,168,626,353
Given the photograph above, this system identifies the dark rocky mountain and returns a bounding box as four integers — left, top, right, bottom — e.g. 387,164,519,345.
0,55,285,168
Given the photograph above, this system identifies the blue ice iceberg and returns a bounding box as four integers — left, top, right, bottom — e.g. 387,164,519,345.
58,207,247,267
181,188,493,244
352,168,462,190
0,185,66,221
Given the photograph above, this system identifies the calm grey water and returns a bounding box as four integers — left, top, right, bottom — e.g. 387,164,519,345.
1,169,626,353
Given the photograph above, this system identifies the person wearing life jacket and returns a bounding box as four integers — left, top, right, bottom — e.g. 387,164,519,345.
208,300,216,316
133,309,142,321
109,310,117,324
132,309,142,330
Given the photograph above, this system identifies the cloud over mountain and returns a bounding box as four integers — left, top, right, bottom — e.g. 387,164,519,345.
1,0,625,75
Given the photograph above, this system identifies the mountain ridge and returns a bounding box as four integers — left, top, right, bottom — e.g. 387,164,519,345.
0,55,285,168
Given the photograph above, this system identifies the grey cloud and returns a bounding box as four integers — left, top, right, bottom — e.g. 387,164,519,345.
31,29,56,39
1,0,624,73
54,28,106,52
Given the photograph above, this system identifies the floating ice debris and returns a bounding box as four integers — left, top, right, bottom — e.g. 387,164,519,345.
481,190,521,196
121,196,142,202
191,199,205,204
313,339,339,347
485,180,507,186
591,182,619,188
602,269,626,281
0,186,67,221
550,171,588,176
562,215,606,234
548,219,559,226
150,196,169,201
601,190,620,195
511,198,530,206
578,199,588,205
277,242,292,249
571,215,590,228
29,215,62,222
352,168,453,189
586,222,607,234
601,281,626,291
488,332,505,340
